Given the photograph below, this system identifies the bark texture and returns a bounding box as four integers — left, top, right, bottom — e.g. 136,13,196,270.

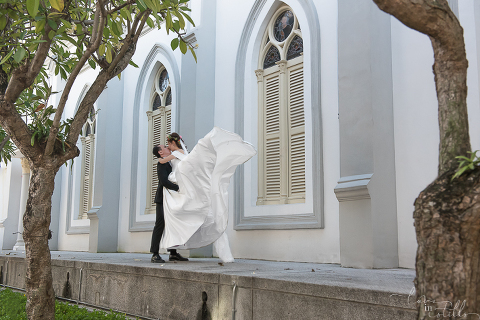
23,164,58,319
414,168,480,319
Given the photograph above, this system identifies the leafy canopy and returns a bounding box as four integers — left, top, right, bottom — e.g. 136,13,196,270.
0,0,195,163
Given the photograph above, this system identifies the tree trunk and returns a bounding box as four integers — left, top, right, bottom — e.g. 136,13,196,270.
431,37,471,176
414,167,480,319
23,163,58,319
370,1,474,319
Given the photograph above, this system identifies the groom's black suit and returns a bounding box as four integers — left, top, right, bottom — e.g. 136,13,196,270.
150,161,179,254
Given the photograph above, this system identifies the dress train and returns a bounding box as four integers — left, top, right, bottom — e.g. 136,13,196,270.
160,127,256,262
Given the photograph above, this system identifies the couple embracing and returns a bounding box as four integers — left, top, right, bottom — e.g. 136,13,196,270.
150,127,256,263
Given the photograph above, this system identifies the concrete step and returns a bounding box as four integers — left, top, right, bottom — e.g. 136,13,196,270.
0,251,417,319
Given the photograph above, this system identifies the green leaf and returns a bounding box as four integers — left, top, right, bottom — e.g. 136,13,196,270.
136,0,147,11
171,38,179,50
166,10,172,34
31,132,38,145
117,72,121,80
116,21,123,34
59,67,67,79
7,10,18,20
106,46,112,63
35,19,46,33
48,30,56,39
128,60,139,68
189,46,197,62
181,11,195,27
120,9,129,21
99,44,106,56
48,12,64,18
50,0,64,12
27,0,40,18
60,18,71,28
179,39,187,54
144,0,156,13
60,34,76,46
47,19,58,30
13,48,26,63
88,59,96,69
102,27,110,38
57,24,67,35
0,15,6,30
172,20,180,31
146,17,154,28
111,21,121,36
176,11,185,29
0,50,13,65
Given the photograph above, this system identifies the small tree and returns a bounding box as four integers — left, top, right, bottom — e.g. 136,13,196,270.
0,0,195,318
372,0,480,319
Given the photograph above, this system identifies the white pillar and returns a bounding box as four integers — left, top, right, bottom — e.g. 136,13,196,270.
13,157,30,251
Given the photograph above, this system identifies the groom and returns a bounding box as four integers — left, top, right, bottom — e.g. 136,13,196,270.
150,144,189,263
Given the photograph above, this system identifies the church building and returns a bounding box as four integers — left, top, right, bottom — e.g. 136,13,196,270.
1,0,479,269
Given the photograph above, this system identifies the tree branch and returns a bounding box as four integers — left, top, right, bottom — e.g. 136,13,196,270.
372,0,464,60
44,1,107,156
66,10,149,147
4,24,54,104
0,100,41,162
372,0,470,175
107,0,136,15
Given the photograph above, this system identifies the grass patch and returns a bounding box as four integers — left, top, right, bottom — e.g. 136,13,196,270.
0,288,135,319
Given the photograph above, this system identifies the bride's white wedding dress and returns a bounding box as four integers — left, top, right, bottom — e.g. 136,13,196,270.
160,127,256,262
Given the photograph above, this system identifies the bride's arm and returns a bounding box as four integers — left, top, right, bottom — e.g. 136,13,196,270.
158,154,175,164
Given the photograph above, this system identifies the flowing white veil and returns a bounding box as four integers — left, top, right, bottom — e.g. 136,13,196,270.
180,139,189,155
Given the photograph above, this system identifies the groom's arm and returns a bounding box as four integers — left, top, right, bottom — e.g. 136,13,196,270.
158,164,179,191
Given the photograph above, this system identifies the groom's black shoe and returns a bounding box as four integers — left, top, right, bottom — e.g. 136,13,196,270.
151,254,165,263
169,252,189,261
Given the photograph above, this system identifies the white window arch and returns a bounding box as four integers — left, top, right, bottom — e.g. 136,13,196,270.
256,6,305,206
145,66,173,215
79,106,96,219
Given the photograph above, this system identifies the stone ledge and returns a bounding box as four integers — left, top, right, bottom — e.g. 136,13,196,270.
0,251,417,319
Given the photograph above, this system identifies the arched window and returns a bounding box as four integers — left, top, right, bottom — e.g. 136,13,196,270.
145,66,173,214
79,106,96,219
256,7,305,205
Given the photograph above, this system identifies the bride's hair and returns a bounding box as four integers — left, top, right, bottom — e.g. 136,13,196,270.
167,133,184,149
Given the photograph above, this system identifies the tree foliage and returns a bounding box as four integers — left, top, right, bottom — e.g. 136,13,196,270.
0,0,195,163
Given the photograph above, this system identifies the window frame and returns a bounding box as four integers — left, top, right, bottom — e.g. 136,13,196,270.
145,66,173,215
256,6,305,206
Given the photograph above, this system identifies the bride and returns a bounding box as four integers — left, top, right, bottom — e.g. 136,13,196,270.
157,127,256,262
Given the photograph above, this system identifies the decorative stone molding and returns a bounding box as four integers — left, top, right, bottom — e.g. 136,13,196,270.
87,206,101,253
334,174,372,202
255,69,264,81
276,59,288,73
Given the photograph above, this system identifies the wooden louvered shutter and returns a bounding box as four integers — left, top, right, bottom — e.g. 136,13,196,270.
80,135,95,219
151,113,162,206
165,106,172,144
264,71,281,201
287,62,305,201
